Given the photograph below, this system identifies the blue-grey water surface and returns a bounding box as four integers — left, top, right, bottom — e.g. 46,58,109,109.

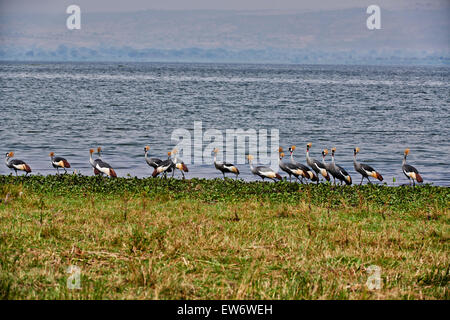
0,62,449,185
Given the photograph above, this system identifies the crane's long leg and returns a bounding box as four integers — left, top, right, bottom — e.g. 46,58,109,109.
360,176,364,185
223,172,225,179
367,177,372,184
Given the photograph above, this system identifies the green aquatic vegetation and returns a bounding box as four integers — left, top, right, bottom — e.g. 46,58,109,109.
0,174,448,299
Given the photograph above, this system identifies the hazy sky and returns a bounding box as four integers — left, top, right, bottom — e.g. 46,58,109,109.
0,0,448,63
1,0,449,13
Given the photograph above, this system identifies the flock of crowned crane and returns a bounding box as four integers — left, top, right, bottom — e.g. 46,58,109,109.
4,143,424,186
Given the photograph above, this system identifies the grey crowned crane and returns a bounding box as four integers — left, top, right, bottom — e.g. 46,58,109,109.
213,148,239,179
306,143,330,184
321,149,335,183
171,149,189,179
327,148,352,186
5,152,31,176
144,146,162,170
289,146,318,183
402,148,423,186
89,148,117,177
49,152,71,174
152,152,175,178
247,155,282,182
353,148,383,185
278,147,306,183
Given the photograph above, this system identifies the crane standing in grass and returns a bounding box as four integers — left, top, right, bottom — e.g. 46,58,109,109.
402,148,423,186
247,155,282,182
152,152,175,178
5,152,32,176
213,148,239,179
278,149,302,182
171,149,189,179
353,147,383,185
144,145,162,177
289,146,318,183
328,148,352,185
89,148,117,177
306,143,330,184
49,152,71,174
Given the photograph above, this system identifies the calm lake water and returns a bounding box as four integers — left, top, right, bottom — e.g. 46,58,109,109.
0,62,449,185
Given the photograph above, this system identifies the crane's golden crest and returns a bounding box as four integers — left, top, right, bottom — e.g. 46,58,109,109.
168,151,172,156
404,148,410,155
280,152,285,158
145,146,150,151
247,155,254,161
355,147,360,153
8,152,14,157
278,147,283,152
331,147,336,152
291,145,296,151
49,152,54,157
172,148,178,154
97,147,102,153
213,148,219,153
323,149,328,155
307,143,312,148
89,149,94,154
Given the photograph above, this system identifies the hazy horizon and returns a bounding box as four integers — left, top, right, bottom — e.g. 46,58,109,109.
0,1,449,65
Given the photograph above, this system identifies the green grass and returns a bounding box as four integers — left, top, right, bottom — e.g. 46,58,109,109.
0,175,448,299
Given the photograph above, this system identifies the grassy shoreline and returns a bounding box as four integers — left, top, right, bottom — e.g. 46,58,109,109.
0,175,448,299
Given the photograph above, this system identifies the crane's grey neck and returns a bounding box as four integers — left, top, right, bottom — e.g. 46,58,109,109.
331,153,335,165
290,151,295,163
403,154,407,166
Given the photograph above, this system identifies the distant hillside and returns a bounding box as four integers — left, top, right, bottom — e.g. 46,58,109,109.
0,9,448,64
